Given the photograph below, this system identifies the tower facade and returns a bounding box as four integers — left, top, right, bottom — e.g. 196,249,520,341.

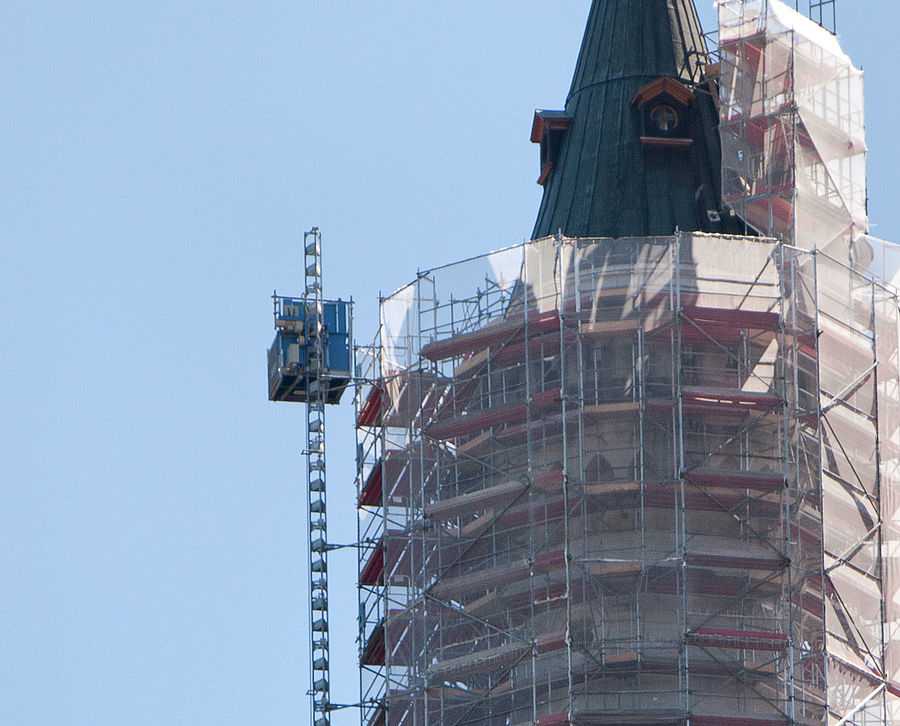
354,2,900,724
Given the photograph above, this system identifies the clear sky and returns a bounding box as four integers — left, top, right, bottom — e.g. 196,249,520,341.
3,2,899,725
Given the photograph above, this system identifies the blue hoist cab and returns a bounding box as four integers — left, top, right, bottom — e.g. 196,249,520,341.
267,294,351,405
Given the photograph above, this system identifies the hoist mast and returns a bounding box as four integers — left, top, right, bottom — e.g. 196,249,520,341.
267,228,352,726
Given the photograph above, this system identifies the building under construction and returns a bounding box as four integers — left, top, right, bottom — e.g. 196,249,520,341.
346,1,900,725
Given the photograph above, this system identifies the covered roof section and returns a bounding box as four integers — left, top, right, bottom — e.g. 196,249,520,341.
532,0,744,239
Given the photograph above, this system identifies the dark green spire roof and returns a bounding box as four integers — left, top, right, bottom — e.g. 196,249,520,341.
532,0,741,239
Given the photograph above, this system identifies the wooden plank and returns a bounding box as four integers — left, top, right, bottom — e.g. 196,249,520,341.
581,318,639,337
453,347,489,378
459,512,495,539
584,401,640,416
426,480,527,520
585,481,640,497
586,560,642,577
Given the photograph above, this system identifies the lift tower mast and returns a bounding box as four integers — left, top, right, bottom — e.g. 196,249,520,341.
267,228,352,726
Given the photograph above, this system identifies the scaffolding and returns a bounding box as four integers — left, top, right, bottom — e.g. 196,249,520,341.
718,0,866,260
355,231,900,726
347,4,898,724
806,1,836,34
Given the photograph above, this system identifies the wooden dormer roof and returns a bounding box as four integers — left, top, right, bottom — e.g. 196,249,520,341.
631,76,697,109
531,110,572,144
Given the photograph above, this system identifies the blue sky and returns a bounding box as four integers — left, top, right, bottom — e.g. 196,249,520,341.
2,3,898,725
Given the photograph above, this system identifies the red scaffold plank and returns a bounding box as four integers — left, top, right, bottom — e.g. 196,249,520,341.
426,387,562,440
689,627,788,651
534,469,564,490
646,307,778,347
790,523,823,550
494,496,576,531
421,310,561,361
644,483,751,512
535,549,566,571
537,713,570,726
359,456,387,507
793,590,825,620
427,640,529,680
647,323,739,348
687,468,785,492
580,319,639,338
383,449,418,503
690,717,790,726
686,552,786,571
425,480,527,521
359,539,385,586
428,631,566,681
430,548,567,600
646,388,781,420
571,710,684,724
585,481,783,518
681,388,782,415
679,324,744,347
536,632,567,654
380,370,446,428
430,559,529,599
361,620,386,666
682,305,780,331
495,402,639,449
357,385,384,427
491,332,561,369
452,330,577,379
502,582,572,614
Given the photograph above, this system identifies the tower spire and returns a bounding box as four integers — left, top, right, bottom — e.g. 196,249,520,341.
532,0,740,239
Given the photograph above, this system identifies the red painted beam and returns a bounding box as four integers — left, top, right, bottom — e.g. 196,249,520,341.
683,305,780,331
690,717,789,726
357,385,384,427
422,310,561,361
427,387,561,440
687,469,785,492
359,457,384,506
689,626,788,651
359,541,385,586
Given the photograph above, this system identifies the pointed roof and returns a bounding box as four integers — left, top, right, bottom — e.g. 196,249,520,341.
532,0,742,239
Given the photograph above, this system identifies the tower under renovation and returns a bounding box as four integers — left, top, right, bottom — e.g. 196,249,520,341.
345,1,900,725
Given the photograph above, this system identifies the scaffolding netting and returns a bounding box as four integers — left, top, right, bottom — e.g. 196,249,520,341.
718,0,866,262
355,231,900,726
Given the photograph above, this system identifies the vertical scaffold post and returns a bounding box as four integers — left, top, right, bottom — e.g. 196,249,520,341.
808,0,837,34
305,227,331,726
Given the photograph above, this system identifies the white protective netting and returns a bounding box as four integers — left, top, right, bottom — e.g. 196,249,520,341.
718,0,866,261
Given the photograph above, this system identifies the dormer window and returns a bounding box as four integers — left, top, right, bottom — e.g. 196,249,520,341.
631,76,695,147
531,110,572,186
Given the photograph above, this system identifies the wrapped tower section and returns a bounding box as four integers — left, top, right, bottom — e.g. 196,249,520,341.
355,231,900,726
718,1,900,722
718,0,867,256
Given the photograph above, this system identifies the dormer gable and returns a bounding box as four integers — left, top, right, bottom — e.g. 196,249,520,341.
631,76,696,147
531,110,572,186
